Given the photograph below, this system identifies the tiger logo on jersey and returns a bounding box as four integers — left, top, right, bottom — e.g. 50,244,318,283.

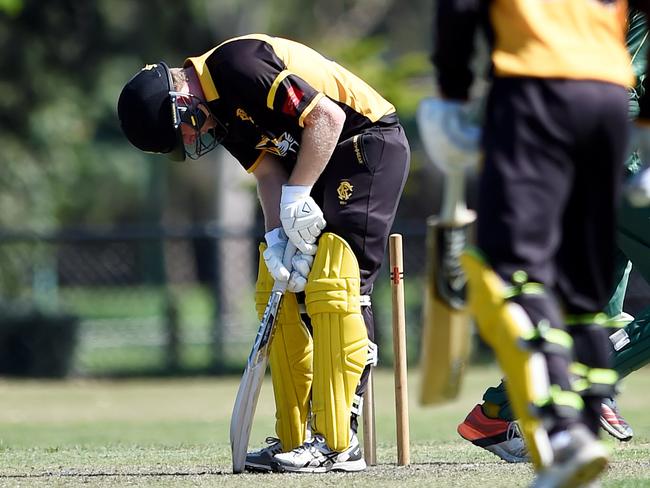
337,180,354,204
256,132,299,157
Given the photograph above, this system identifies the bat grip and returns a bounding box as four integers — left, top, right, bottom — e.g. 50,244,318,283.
441,168,475,225
283,241,297,269
273,241,297,292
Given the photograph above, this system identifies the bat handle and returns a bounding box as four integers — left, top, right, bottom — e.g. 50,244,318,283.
283,241,297,270
441,168,475,225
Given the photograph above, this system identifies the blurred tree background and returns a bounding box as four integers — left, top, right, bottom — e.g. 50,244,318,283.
0,0,467,377
0,0,436,231
3,0,649,378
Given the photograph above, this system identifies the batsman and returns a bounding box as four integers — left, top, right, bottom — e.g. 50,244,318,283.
116,34,410,473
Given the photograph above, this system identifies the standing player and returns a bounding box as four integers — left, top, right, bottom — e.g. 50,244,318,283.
458,9,650,462
429,0,650,486
117,34,410,473
457,10,650,462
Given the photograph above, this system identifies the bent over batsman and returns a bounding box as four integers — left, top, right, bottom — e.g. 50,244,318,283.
116,33,410,473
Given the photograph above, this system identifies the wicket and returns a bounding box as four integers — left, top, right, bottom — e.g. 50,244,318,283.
363,233,411,466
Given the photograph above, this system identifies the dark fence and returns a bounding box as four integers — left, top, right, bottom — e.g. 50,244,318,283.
1,222,647,378
0,222,427,377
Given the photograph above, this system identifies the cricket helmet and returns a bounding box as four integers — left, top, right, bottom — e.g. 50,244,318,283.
117,61,186,161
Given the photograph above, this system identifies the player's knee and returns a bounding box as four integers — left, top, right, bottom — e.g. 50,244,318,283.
305,232,363,317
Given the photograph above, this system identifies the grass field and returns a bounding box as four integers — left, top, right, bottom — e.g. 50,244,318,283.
1,366,649,487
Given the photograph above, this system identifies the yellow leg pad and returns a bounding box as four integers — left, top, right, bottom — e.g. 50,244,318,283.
461,250,553,468
305,233,369,452
256,244,313,451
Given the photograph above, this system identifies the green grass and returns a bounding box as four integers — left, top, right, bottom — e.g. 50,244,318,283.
1,366,649,487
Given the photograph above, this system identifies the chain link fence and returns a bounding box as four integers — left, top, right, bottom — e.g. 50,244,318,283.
0,224,428,377
1,222,648,378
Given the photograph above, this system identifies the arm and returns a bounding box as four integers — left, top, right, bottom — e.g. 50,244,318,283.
433,0,482,100
417,0,483,177
629,2,650,119
253,154,289,231
277,96,342,254
253,96,345,228
253,152,316,291
288,96,346,186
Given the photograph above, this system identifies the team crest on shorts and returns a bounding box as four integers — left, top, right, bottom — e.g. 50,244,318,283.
337,180,354,204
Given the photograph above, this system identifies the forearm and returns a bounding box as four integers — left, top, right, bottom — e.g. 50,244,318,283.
255,157,288,231
288,97,345,186
433,0,482,100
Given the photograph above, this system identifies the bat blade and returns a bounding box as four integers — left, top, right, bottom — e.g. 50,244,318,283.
419,215,475,405
419,163,476,405
230,355,270,473
229,242,296,474
230,290,283,473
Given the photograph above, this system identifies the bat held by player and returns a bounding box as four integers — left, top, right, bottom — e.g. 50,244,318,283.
416,97,479,405
230,242,297,473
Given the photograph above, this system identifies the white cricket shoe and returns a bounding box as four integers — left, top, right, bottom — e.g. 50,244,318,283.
245,437,283,472
531,424,608,488
271,432,366,473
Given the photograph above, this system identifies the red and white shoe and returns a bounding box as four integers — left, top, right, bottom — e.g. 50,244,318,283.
600,397,633,442
458,404,528,463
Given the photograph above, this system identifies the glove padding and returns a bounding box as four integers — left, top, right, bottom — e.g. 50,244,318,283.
287,252,314,293
263,227,291,282
416,97,481,173
626,122,650,207
626,166,650,207
280,185,326,255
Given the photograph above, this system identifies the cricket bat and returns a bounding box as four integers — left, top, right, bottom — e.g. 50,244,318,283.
419,166,475,405
416,97,479,405
230,242,296,473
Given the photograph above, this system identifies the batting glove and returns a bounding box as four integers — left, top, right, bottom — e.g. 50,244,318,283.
280,185,326,255
626,121,650,207
626,166,650,207
262,227,291,283
416,97,482,173
287,251,314,293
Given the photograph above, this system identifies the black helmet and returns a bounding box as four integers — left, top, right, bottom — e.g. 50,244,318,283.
117,62,186,161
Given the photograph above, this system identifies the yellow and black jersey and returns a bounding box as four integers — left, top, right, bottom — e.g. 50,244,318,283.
184,34,396,172
433,0,634,100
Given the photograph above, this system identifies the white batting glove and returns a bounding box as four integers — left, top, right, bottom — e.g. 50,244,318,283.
262,227,291,282
280,185,326,255
627,166,650,207
287,252,314,293
416,97,482,173
626,122,650,207
630,120,650,163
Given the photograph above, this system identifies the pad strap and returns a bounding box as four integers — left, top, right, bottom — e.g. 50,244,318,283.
367,340,378,367
351,394,363,416
570,362,619,398
298,294,370,314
